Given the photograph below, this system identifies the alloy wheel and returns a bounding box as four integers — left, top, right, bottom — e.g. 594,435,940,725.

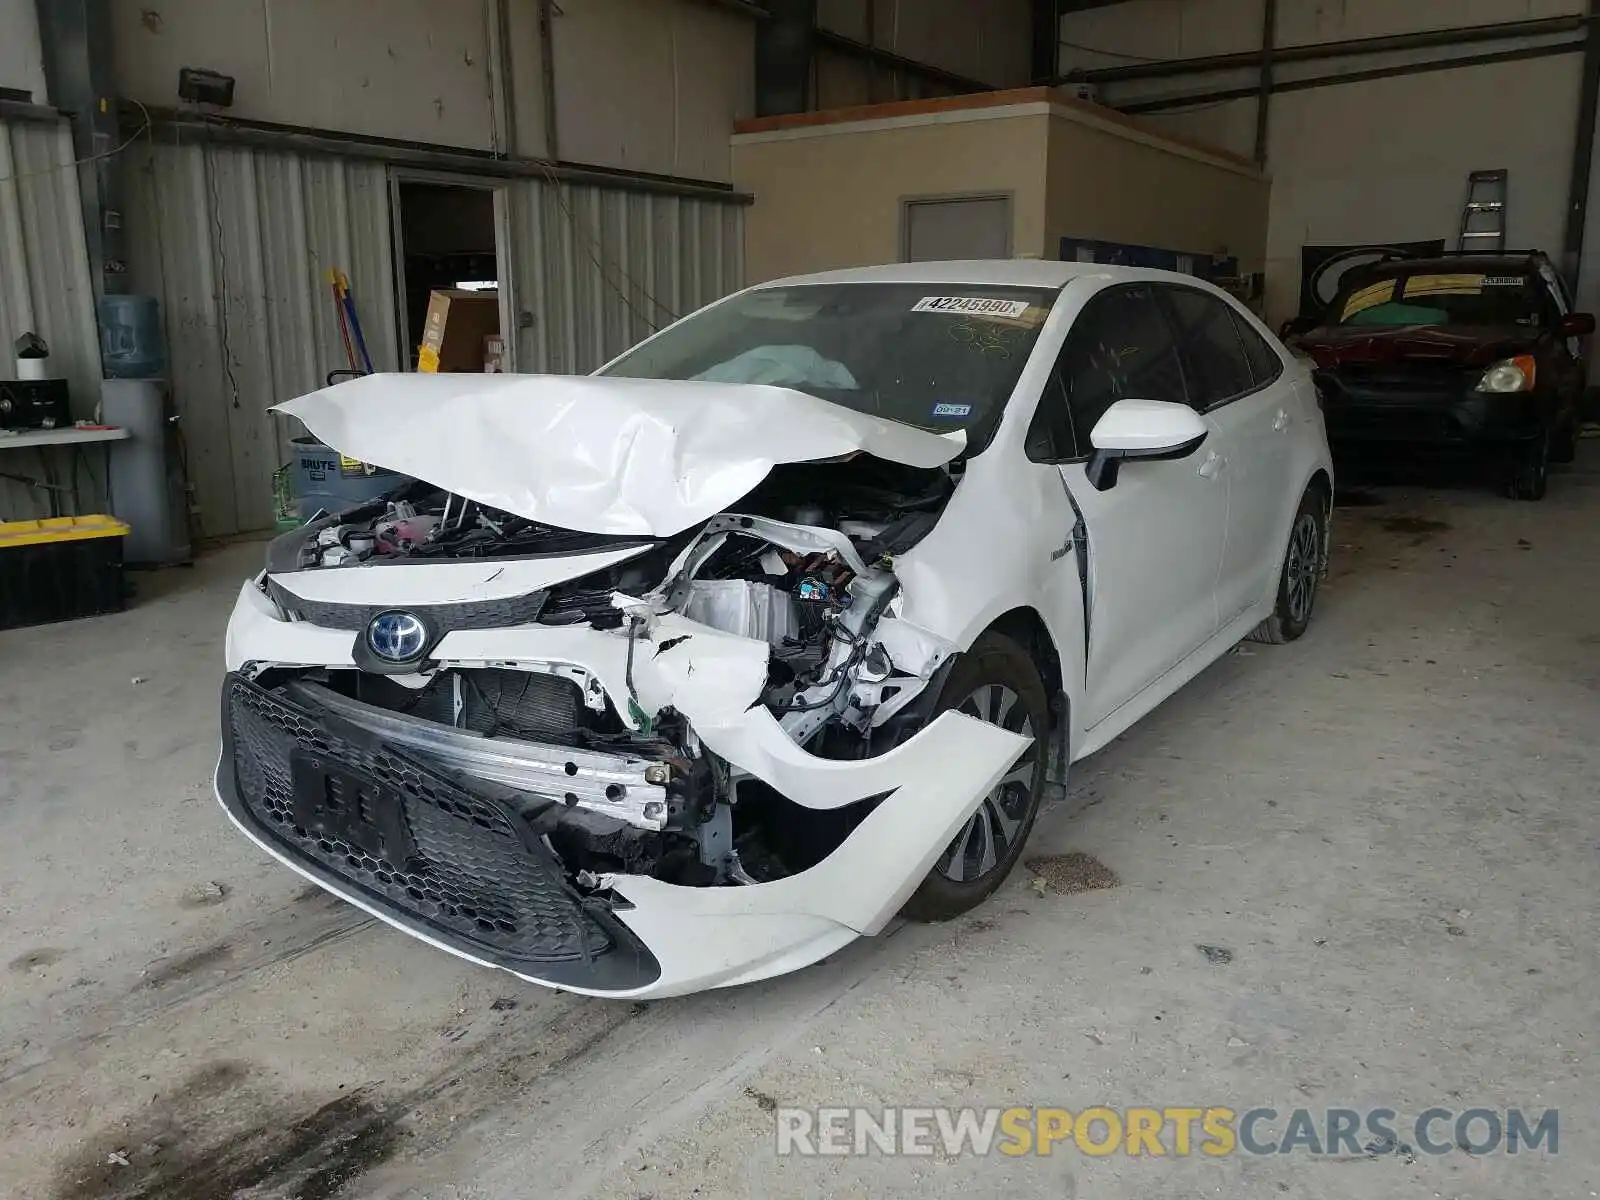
1285,512,1320,625
936,684,1037,883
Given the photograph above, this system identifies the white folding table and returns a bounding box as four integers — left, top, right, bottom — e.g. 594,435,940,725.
0,426,130,517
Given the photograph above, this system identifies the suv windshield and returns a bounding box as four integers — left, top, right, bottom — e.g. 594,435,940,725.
598,283,1059,452
1335,270,1542,328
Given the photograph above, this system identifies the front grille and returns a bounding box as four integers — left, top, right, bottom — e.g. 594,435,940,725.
267,579,549,632
223,674,612,968
1329,407,1459,441
1321,361,1476,385
1318,366,1477,410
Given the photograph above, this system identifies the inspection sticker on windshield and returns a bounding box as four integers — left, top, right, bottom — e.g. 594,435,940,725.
913,296,1032,318
932,402,973,418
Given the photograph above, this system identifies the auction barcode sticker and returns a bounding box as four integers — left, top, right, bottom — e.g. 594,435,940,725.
912,296,1032,318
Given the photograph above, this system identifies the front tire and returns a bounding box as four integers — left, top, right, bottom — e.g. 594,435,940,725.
1247,487,1326,645
1505,429,1550,501
900,631,1049,923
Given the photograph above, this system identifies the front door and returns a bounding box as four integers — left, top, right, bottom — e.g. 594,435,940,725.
1066,447,1228,727
1027,283,1228,728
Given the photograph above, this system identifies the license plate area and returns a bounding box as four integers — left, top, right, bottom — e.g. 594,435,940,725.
291,751,417,866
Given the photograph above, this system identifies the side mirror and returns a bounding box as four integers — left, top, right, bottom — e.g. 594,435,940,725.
1279,315,1320,341
1085,399,1208,491
1561,312,1595,337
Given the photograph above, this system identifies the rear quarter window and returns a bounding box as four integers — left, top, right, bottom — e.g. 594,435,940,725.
1231,310,1284,387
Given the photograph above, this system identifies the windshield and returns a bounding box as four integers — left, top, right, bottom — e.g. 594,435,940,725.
598,283,1059,452
1335,271,1542,328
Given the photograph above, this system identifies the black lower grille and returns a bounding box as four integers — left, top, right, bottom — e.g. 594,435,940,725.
1330,408,1458,441
220,674,657,985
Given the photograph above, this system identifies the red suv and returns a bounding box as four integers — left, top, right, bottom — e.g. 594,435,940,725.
1289,251,1591,500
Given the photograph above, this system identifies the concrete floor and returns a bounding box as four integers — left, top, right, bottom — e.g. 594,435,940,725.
2,449,1597,1200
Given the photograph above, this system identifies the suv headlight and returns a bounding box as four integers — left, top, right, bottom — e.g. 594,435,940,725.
1474,355,1537,393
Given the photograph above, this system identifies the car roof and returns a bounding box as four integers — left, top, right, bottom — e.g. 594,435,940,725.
757,259,1225,291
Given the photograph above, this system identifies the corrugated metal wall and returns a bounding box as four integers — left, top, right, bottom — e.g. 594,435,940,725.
124,135,744,537
505,180,744,374
0,115,102,518
124,139,399,537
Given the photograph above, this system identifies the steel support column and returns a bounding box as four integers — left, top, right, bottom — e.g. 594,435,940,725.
35,0,126,301
1563,0,1600,283
755,0,817,116
35,0,125,305
1032,0,1062,85
1253,0,1277,164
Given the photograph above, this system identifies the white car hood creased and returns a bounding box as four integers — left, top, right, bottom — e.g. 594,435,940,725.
275,373,965,538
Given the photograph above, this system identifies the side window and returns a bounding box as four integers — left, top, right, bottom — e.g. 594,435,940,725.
1162,287,1253,409
1231,308,1284,388
1025,362,1077,462
1056,286,1186,451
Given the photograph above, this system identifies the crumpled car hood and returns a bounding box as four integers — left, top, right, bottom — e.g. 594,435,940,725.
275,373,964,537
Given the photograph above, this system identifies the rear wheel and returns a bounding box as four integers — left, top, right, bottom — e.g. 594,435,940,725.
1505,429,1550,501
1248,487,1326,645
900,631,1049,923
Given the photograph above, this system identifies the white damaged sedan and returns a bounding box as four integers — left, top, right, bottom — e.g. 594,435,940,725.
218,261,1333,998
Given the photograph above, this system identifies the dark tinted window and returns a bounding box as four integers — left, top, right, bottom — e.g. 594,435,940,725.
1232,309,1283,387
1162,287,1252,408
1025,365,1074,462
1054,286,1186,452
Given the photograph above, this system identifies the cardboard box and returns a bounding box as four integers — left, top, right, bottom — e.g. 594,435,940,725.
483,334,506,373
419,290,501,373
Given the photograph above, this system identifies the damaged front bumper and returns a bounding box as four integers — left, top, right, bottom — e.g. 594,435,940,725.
216,583,1030,999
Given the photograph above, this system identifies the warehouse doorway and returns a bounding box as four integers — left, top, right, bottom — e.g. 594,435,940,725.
390,175,509,372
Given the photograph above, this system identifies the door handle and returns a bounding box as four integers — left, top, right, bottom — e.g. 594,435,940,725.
1272,408,1290,432
1197,451,1223,479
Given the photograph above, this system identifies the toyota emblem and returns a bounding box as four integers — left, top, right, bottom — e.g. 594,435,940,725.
366,611,429,662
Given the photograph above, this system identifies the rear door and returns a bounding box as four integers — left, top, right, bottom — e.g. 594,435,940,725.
1160,285,1296,626
1030,284,1228,727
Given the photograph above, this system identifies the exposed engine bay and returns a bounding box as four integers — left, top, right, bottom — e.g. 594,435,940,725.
248,454,963,893
217,369,1050,998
